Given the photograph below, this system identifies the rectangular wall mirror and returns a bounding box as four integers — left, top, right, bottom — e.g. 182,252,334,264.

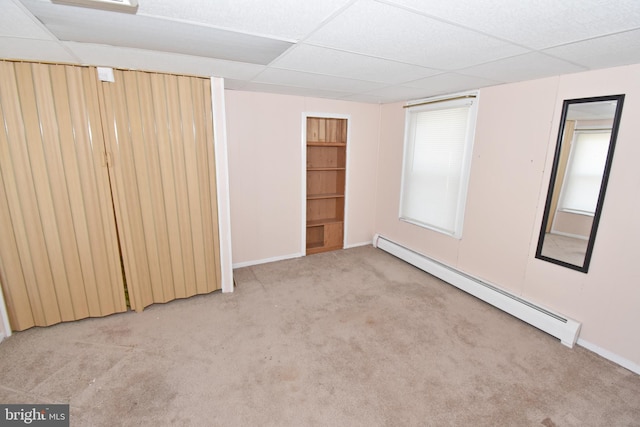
536,94,625,272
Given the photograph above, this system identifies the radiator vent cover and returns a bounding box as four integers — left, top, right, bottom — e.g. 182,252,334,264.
373,234,581,347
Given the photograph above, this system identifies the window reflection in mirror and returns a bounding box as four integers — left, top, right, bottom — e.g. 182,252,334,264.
536,95,624,272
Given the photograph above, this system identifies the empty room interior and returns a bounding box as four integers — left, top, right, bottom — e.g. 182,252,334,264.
1,0,640,425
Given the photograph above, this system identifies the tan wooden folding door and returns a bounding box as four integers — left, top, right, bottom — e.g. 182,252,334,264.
0,61,127,330
97,70,221,311
0,61,222,330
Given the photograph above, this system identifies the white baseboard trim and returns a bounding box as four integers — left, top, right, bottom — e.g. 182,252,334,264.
549,230,589,240
234,242,372,269
344,241,373,249
577,338,640,375
233,252,303,269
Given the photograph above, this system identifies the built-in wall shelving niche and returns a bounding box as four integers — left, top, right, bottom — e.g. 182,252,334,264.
305,117,347,255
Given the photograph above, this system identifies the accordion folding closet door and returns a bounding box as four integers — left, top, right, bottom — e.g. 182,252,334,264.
97,69,222,312
0,60,221,331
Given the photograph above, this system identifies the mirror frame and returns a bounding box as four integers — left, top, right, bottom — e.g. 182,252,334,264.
535,94,625,273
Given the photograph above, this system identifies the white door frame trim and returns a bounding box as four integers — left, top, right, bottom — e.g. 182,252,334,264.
210,77,234,293
0,285,11,342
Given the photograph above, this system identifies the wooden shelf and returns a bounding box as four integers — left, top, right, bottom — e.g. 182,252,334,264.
307,193,344,200
307,218,342,227
307,142,346,147
306,241,324,250
307,167,346,171
306,244,342,255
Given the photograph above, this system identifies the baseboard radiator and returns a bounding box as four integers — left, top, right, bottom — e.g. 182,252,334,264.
373,234,581,348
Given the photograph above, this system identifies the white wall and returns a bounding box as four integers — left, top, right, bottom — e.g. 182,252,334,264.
224,90,380,266
375,64,640,370
224,65,640,370
524,65,640,370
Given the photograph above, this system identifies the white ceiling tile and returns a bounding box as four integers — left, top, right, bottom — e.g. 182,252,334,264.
0,0,54,40
22,0,293,65
0,37,79,62
233,81,352,100
339,93,389,103
137,0,352,40
65,42,266,79
543,30,640,69
254,68,386,93
306,0,527,70
460,52,587,83
403,73,502,96
271,43,440,84
223,79,250,91
358,85,437,103
387,0,640,49
5,0,640,104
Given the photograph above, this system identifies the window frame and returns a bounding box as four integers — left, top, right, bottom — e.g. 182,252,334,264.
398,92,479,239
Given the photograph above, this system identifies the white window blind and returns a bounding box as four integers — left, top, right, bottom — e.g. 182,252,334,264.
559,130,611,215
399,95,477,237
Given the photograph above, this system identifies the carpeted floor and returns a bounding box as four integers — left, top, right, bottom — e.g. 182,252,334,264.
0,246,638,426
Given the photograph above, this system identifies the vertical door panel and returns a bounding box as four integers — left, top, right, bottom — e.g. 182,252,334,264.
0,61,127,330
99,70,221,311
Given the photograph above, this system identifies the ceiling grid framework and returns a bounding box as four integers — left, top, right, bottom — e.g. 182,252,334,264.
1,0,639,103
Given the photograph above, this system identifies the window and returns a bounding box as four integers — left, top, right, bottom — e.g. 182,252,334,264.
399,94,478,238
558,130,611,215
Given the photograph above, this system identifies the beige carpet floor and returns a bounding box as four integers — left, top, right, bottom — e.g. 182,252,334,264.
0,246,638,426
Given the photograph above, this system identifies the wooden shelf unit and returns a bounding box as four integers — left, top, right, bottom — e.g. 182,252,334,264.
306,117,347,255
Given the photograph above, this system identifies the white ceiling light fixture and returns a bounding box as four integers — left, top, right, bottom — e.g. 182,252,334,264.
51,0,138,14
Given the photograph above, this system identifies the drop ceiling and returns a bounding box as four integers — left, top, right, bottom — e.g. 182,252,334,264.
2,0,640,103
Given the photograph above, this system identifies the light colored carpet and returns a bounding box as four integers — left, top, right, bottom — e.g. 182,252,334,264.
0,246,638,426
